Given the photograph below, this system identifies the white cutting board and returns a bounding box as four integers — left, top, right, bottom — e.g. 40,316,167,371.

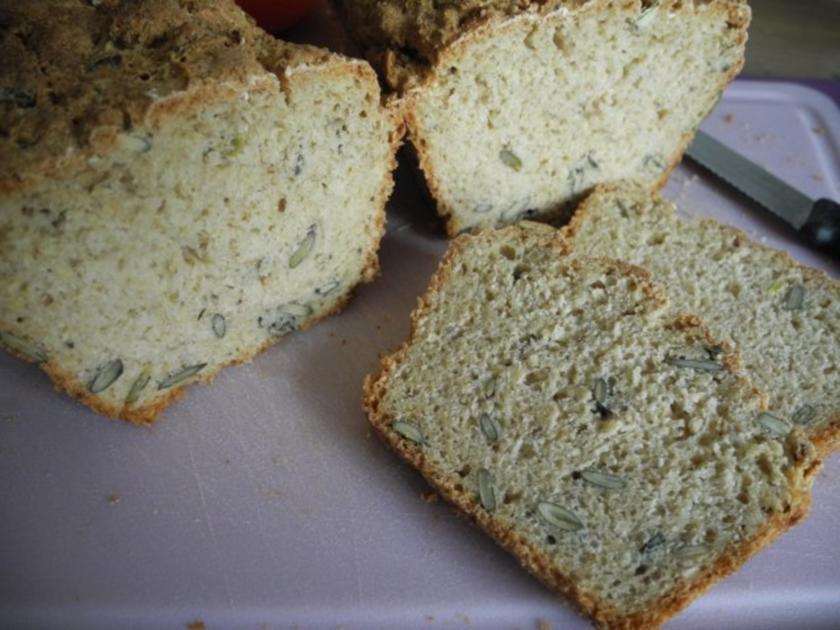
1,80,838,630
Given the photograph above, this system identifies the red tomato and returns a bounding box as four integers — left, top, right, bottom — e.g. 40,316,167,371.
235,0,319,33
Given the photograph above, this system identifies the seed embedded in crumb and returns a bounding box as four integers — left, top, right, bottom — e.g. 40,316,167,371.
537,501,584,532
477,467,496,512
289,225,317,269
211,314,226,339
791,405,816,426
500,148,523,172
483,377,497,398
581,469,626,490
782,284,805,311
125,367,151,405
0,331,47,363
89,358,124,394
315,279,341,296
479,413,501,443
673,544,709,560
666,357,723,373
592,377,608,404
158,363,207,390
757,412,791,436
640,532,666,554
392,420,425,445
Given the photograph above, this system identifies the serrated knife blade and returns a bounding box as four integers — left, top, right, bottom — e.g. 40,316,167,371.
685,130,839,256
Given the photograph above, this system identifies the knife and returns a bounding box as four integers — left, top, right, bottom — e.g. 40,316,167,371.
685,130,840,256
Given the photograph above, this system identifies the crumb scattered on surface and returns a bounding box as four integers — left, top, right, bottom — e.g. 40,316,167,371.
187,621,205,630
536,619,553,630
420,489,439,504
106,494,121,506
723,113,735,124
813,126,826,136
259,486,283,499
425,615,435,623
812,174,825,182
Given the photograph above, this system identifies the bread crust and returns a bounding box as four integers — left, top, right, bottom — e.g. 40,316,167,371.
362,224,816,629
563,182,840,457
339,0,750,236
0,2,404,424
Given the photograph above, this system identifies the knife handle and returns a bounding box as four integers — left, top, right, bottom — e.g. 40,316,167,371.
801,198,840,256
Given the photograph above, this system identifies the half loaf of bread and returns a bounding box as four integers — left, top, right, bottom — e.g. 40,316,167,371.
338,0,750,234
364,223,816,628
0,0,400,423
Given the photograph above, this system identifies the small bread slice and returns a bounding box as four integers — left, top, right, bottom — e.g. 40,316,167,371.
564,184,840,456
364,223,817,629
0,0,400,423
337,0,750,234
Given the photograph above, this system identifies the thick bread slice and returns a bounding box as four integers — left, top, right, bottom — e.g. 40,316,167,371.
564,184,840,456
337,0,749,235
0,0,400,424
364,224,817,629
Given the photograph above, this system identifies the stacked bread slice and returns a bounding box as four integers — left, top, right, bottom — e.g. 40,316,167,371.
364,222,818,628
565,184,840,456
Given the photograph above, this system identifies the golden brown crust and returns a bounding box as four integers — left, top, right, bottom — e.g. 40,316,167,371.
564,182,840,457
0,0,348,194
362,225,814,629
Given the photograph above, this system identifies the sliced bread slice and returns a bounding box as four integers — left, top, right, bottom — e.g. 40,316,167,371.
564,184,840,456
364,224,816,629
0,0,400,423
337,0,750,234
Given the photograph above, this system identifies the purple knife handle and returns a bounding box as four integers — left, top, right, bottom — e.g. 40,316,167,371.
801,198,840,257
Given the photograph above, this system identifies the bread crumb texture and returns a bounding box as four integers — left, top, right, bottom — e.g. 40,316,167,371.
364,224,816,629
0,0,400,423
338,0,750,234
566,183,840,456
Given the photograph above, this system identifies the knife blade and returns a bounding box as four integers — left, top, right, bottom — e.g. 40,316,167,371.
685,130,840,256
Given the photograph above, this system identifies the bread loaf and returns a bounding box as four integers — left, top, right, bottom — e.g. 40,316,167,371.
337,0,750,235
364,223,817,629
564,184,840,456
0,0,400,423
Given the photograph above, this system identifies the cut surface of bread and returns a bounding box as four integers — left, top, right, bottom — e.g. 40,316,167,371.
364,224,816,629
565,184,840,456
0,0,399,423
338,0,750,235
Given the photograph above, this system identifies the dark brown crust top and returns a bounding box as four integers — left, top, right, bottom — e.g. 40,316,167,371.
362,224,817,628
0,0,340,192
563,182,840,457
336,0,750,91
337,1,571,74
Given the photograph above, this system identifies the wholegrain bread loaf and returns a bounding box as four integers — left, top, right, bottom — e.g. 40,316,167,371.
0,0,400,423
337,0,750,235
564,184,840,456
364,223,817,629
